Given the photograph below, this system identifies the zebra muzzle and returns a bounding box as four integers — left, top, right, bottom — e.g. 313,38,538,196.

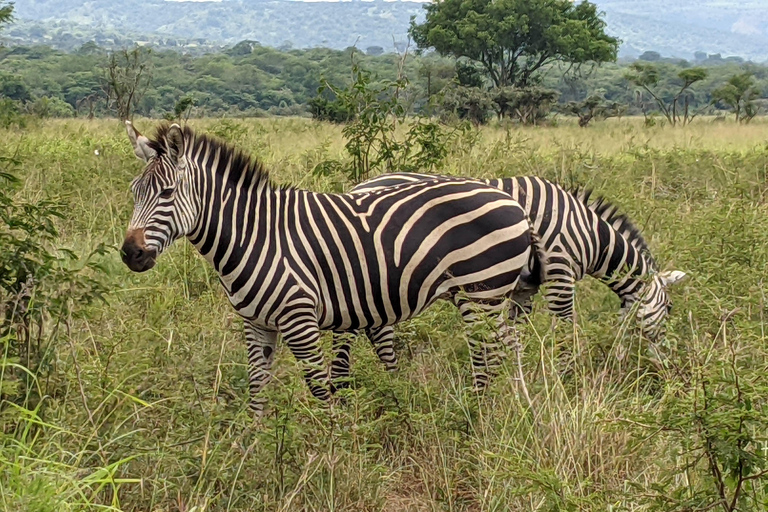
121,228,157,273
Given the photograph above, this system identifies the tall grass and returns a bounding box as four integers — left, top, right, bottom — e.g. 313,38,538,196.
1,117,767,511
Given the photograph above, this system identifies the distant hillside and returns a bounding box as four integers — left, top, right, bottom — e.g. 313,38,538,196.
7,0,768,62
598,0,768,62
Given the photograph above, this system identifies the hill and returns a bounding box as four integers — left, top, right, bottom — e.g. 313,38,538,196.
6,0,768,62
9,0,422,53
600,0,768,61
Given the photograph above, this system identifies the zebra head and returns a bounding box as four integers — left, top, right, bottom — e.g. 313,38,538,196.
623,269,687,341
121,121,197,272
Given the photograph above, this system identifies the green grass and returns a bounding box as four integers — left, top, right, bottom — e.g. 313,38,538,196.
2,116,768,511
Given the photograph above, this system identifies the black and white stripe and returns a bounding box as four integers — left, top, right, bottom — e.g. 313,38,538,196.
337,172,685,378
120,123,538,415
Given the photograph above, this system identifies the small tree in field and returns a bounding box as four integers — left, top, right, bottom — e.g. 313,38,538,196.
313,63,462,184
625,62,708,126
493,86,558,124
101,47,153,121
711,72,760,124
164,95,196,124
438,84,493,125
560,94,605,127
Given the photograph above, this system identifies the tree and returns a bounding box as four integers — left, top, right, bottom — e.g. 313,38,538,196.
560,94,604,127
638,50,661,62
101,47,153,121
625,62,707,126
455,61,484,88
410,0,619,89
0,74,30,102
0,2,12,32
492,86,558,124
76,93,102,119
711,72,759,124
227,40,259,56
438,84,493,125
164,95,196,123
417,60,455,107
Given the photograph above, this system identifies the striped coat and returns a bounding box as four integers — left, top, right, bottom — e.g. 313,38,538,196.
120,123,539,414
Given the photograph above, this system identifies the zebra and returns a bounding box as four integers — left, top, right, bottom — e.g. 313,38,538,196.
326,172,686,381
120,122,540,416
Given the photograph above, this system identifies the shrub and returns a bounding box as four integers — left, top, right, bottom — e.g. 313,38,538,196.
0,98,26,129
0,156,107,408
313,63,464,183
308,93,353,123
27,96,75,118
492,86,559,125
436,84,493,126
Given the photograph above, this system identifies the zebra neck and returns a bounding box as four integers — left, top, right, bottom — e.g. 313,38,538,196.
591,233,655,303
188,166,284,284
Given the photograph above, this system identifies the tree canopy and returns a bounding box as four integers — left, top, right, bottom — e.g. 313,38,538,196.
0,2,13,31
625,62,709,125
409,0,619,88
711,72,760,123
0,41,765,122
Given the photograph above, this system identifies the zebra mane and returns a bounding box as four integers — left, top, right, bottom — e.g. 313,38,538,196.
572,187,657,269
150,123,272,188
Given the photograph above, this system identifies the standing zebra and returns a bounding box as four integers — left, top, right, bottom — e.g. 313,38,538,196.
120,123,539,415
328,172,685,379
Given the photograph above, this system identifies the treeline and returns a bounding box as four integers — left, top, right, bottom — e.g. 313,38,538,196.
1,41,767,123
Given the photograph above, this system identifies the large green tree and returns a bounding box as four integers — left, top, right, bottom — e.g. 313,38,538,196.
409,0,619,89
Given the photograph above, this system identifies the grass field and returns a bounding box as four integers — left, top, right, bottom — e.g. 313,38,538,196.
2,116,768,511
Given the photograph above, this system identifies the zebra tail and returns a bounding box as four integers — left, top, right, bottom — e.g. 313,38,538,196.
521,221,547,290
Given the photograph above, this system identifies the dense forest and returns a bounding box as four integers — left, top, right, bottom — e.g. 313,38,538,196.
1,42,767,122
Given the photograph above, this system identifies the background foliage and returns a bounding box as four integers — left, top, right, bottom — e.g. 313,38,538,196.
0,42,766,122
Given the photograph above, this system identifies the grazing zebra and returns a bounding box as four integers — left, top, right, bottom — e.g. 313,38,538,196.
327,172,685,380
120,122,539,415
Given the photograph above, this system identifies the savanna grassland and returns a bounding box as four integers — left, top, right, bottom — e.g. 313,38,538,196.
2,117,768,511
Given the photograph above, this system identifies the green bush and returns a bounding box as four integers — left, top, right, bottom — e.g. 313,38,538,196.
313,64,463,183
308,94,353,123
436,84,494,125
27,97,75,118
0,98,26,129
0,156,107,408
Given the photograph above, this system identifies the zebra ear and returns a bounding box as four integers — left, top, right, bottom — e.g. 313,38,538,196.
125,121,156,162
659,270,687,287
166,124,184,165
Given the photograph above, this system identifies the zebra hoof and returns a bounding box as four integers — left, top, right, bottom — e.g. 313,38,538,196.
330,379,351,394
331,393,349,408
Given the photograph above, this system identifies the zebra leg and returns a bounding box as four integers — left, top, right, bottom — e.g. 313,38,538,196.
244,323,279,418
280,311,331,403
508,293,533,325
454,298,507,392
496,301,534,409
329,327,398,394
330,333,354,393
365,326,398,372
541,259,577,320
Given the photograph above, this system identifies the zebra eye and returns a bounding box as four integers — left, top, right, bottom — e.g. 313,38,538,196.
159,188,174,199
